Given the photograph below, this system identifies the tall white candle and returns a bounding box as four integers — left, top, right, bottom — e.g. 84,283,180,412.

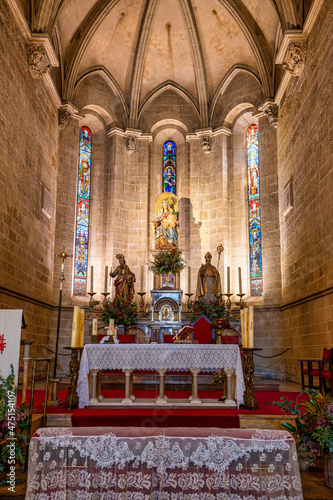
79,309,85,348
71,306,80,348
92,318,98,336
248,306,254,348
238,267,242,294
227,267,230,294
188,267,191,294
240,309,245,348
140,266,144,293
90,266,94,293
104,266,108,292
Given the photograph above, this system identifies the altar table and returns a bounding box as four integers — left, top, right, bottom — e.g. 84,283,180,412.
77,343,245,408
26,426,303,499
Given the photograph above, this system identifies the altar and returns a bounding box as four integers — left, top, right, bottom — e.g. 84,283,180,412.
77,343,245,408
26,426,303,499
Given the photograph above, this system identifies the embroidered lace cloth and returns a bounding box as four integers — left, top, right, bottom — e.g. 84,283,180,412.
26,427,303,499
77,344,245,408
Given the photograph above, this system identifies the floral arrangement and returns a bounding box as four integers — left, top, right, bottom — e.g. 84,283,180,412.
148,248,185,275
190,297,232,322
102,297,138,326
273,390,333,465
0,365,30,472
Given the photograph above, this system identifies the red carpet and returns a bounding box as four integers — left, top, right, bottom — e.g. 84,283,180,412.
71,408,240,428
18,389,307,417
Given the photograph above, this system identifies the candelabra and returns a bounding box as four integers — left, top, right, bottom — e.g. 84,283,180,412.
87,292,100,318
101,292,110,308
239,347,261,410
63,346,83,409
185,293,193,312
137,292,146,315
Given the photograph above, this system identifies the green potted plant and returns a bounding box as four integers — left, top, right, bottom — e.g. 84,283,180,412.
273,389,333,488
0,365,30,475
148,248,185,275
101,297,138,329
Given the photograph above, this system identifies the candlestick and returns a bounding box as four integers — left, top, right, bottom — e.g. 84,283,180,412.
104,266,108,292
227,267,230,294
101,292,110,308
224,292,232,312
240,347,262,410
90,266,94,293
187,267,191,294
137,292,146,315
87,292,100,318
238,267,242,295
185,293,193,312
236,293,245,310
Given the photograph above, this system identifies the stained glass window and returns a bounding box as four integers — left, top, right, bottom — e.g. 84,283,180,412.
163,141,176,194
73,126,92,295
247,124,263,296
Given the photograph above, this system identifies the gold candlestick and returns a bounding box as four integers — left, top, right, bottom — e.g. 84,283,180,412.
240,347,262,410
87,292,100,318
185,293,193,312
236,293,246,309
101,292,110,308
224,292,233,312
63,346,83,409
137,292,146,315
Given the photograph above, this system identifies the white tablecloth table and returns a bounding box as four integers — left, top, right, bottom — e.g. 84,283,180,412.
26,426,303,499
77,343,245,408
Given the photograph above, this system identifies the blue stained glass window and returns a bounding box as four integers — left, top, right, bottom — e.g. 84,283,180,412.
247,125,263,296
163,141,176,194
73,126,92,295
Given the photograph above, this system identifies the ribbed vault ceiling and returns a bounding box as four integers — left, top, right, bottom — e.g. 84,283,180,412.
20,0,302,127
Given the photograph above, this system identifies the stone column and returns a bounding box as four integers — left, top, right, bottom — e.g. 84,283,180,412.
156,369,168,403
89,370,99,404
190,368,201,404
122,369,133,403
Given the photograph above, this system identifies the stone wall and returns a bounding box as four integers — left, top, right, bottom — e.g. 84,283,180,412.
0,2,58,375
278,0,333,382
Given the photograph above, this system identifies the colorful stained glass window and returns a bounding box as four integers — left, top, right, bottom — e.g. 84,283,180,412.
73,126,92,295
163,141,176,194
247,124,263,296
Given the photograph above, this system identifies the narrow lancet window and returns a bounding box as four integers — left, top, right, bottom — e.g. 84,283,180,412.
73,126,92,295
163,140,176,194
247,124,263,296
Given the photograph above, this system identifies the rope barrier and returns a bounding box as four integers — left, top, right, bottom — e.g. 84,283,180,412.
254,346,291,359
42,345,71,356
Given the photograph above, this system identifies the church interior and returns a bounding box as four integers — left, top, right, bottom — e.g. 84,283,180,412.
0,0,333,497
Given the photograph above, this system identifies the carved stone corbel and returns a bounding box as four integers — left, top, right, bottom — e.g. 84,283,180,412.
58,109,71,130
27,44,51,79
264,105,278,128
58,103,84,130
201,135,212,155
282,41,307,77
126,135,137,155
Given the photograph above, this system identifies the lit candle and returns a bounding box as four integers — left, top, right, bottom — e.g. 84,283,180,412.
104,266,108,293
248,306,254,348
90,266,94,293
92,318,98,336
140,266,144,293
227,267,230,294
71,306,80,348
238,267,242,294
188,267,191,294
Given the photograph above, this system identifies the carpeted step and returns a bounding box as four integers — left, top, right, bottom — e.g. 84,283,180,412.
72,408,240,428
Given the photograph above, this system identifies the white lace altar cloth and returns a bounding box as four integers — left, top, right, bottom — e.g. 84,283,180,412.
26,427,303,500
77,343,245,408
